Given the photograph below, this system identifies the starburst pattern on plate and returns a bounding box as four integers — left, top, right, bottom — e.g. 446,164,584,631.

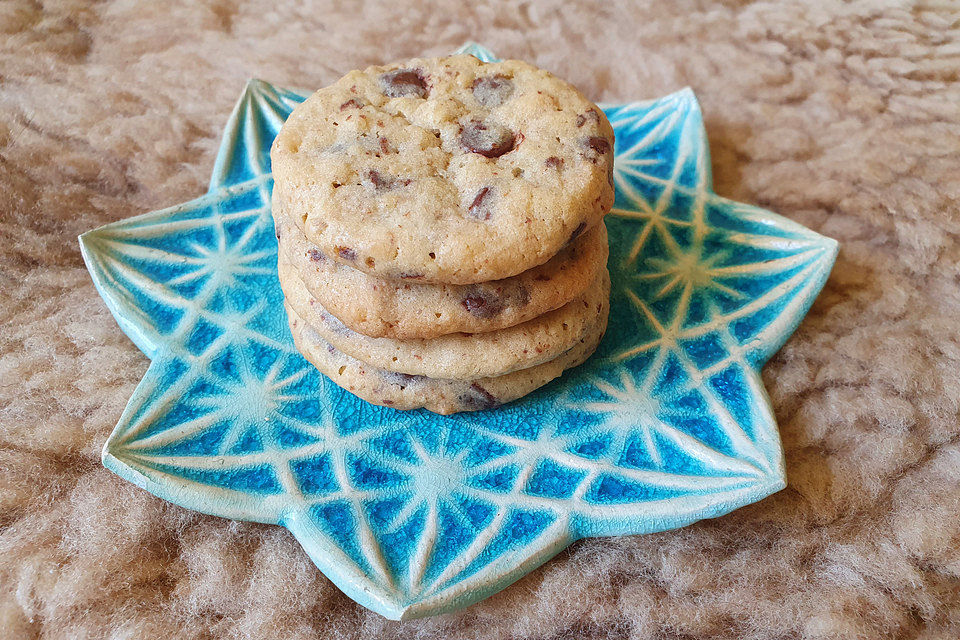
79,43,836,619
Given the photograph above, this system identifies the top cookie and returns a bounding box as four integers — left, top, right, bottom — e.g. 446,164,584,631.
271,54,615,284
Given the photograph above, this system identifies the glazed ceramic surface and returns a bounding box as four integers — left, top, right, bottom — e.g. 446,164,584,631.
79,43,837,619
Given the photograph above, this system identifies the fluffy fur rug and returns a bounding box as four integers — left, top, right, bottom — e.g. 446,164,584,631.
2,1,959,638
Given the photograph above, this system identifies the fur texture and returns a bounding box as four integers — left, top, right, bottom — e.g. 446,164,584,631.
1,1,959,638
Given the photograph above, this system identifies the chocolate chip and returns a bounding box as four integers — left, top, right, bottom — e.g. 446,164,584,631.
383,370,425,390
461,289,504,318
545,156,564,170
588,136,611,154
460,120,515,158
458,382,500,411
398,272,424,279
364,170,411,193
366,170,390,192
468,186,495,220
471,75,514,107
582,135,615,183
340,98,362,111
307,248,326,262
576,110,601,127
336,246,357,261
585,136,610,158
582,136,611,162
380,69,429,98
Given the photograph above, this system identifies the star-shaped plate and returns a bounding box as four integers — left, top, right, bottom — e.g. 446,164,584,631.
79,44,837,619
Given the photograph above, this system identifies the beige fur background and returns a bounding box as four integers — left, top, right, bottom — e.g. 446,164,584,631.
2,1,959,638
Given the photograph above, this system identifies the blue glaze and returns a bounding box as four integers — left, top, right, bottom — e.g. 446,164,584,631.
79,43,836,619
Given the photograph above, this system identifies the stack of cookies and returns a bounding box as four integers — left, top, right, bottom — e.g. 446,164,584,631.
271,55,615,414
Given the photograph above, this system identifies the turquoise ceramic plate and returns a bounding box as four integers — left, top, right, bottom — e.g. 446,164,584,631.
79,43,837,619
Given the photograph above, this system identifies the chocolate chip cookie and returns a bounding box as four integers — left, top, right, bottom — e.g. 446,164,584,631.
284,296,608,414
271,54,615,284
279,259,609,380
275,218,608,339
